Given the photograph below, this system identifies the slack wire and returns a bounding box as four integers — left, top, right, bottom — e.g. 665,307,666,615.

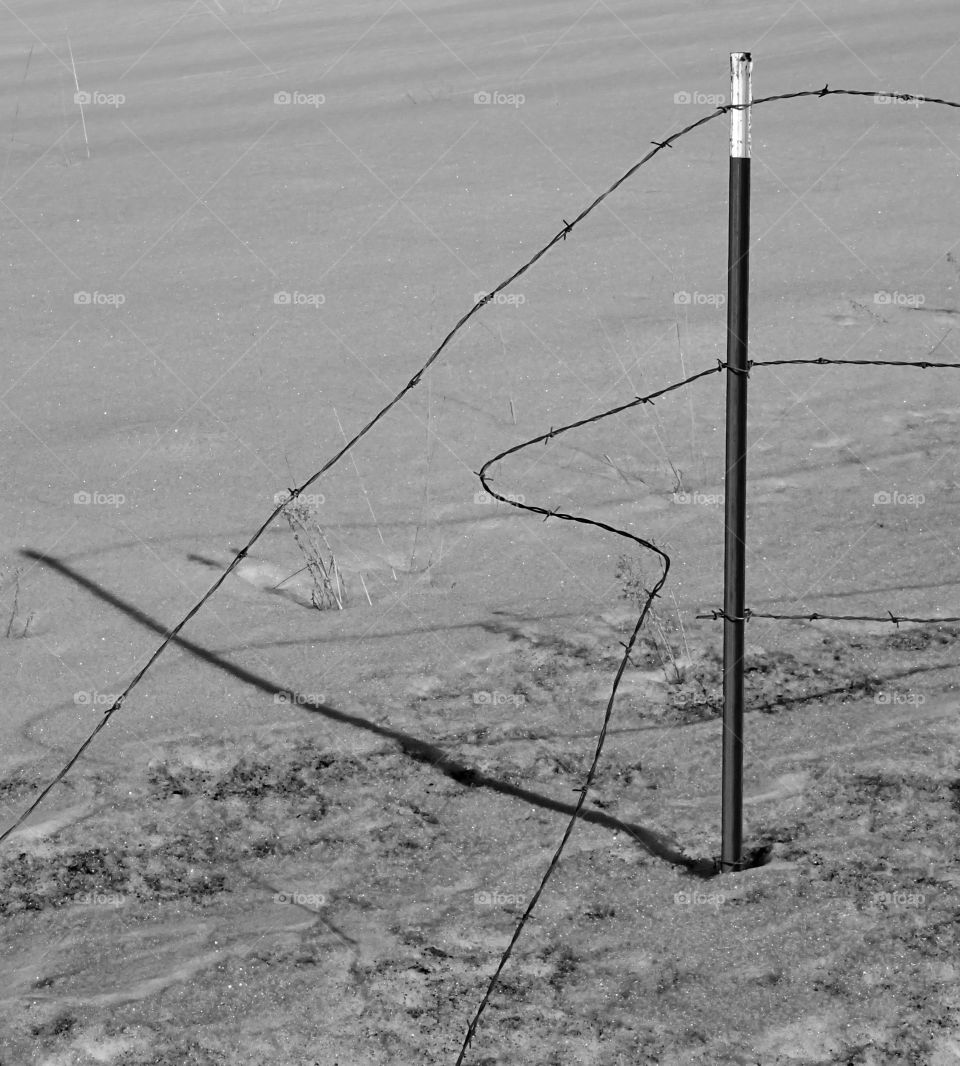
455,350,960,1063
2,83,960,1066
454,364,733,1065
454,581,666,1066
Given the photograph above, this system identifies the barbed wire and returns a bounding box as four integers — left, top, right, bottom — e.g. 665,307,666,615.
463,358,960,1060
750,356,960,370
698,608,960,625
5,90,954,850
453,88,960,1057
1,84,958,1066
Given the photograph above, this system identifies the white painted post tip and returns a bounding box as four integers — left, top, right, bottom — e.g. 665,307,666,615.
729,52,752,159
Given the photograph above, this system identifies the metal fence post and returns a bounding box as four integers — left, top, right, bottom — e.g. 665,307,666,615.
721,51,752,873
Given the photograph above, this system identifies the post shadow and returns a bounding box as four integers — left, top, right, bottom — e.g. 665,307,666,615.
20,548,722,878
